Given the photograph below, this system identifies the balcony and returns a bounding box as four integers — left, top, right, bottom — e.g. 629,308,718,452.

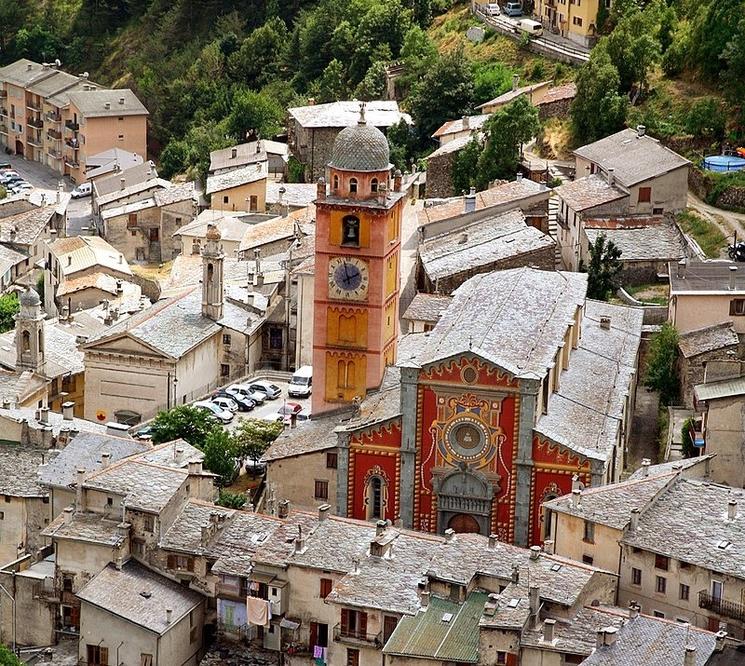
333,624,382,648
0,108,7,117
27,133,43,147
699,591,745,623
48,148,63,160
0,125,7,135
65,137,79,149
27,116,43,129
47,128,62,141
26,100,42,112
46,111,61,123
0,90,6,98
64,120,79,132
64,156,80,168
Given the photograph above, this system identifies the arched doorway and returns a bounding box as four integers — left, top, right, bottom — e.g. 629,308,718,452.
448,514,481,534
15,140,23,155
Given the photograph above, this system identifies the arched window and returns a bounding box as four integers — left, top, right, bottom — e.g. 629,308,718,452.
333,175,339,191
370,178,378,193
336,359,355,389
339,314,356,343
22,330,30,352
349,177,358,194
365,476,387,521
341,215,360,247
207,262,214,281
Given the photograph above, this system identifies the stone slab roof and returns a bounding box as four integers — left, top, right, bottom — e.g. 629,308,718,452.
669,260,745,294
77,561,202,636
622,479,745,579
209,510,285,576
49,235,132,278
251,511,319,569
678,323,740,359
419,209,554,281
94,161,158,198
237,214,304,254
0,206,55,247
132,440,203,469
432,113,491,138
289,515,375,574
383,591,487,662
426,133,474,159
85,148,143,180
544,473,677,530
0,444,48,496
266,182,317,208
402,293,452,324
261,418,339,462
68,89,148,118
0,244,27,274
627,455,712,481
160,500,235,555
175,213,255,245
418,178,546,226
476,80,552,110
205,163,267,195
574,128,690,187
335,367,402,434
42,511,124,546
289,100,409,129
0,407,109,437
403,268,587,380
585,223,687,262
210,140,288,173
153,181,196,208
554,174,628,212
0,369,48,405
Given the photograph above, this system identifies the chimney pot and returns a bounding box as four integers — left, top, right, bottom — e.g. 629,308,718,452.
100,452,111,469
512,74,520,91
571,474,581,492
63,507,73,524
728,498,737,520
516,172,523,182
715,630,727,652
641,458,651,476
596,629,606,648
729,265,737,290
543,618,556,642
278,499,290,519
571,488,581,508
351,556,360,574
231,148,237,159
166,608,173,624
462,115,470,130
464,187,476,214
600,316,611,330
628,601,640,619
543,539,554,555
603,626,618,646
529,545,541,561
684,645,696,666
420,590,430,608
630,507,640,531
637,125,646,137
318,503,330,521
39,407,50,424
375,520,386,537
62,401,75,421
488,533,497,550
316,177,326,202
607,167,615,187
444,528,455,542
119,97,125,105
175,447,184,464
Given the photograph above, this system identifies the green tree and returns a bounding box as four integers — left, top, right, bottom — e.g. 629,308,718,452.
0,644,22,666
0,0,27,57
314,59,349,103
688,0,744,78
570,45,628,144
150,405,218,448
645,322,680,406
722,17,745,114
387,118,416,171
580,233,622,301
227,17,289,88
452,136,483,194
202,428,239,487
0,293,18,334
685,98,726,140
217,489,248,509
474,95,540,188
473,62,513,107
233,418,284,473
680,417,696,459
225,89,284,143
354,61,388,100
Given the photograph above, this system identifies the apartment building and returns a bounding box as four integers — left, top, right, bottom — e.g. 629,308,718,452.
0,59,148,183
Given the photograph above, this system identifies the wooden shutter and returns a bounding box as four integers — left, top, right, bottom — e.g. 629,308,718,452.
358,611,367,637
320,578,332,598
341,608,350,634
167,554,175,569
187,557,194,572
309,621,318,647
100,647,109,665
384,615,398,642
730,300,737,316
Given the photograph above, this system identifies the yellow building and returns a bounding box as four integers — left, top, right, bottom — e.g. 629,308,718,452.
534,0,605,46
206,163,268,212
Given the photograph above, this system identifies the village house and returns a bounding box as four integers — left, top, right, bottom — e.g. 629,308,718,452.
401,293,452,333
288,100,410,180
206,162,268,213
237,208,313,261
476,78,552,114
209,139,288,178
531,0,604,47
83,147,143,182
0,205,63,275
669,260,745,335
431,113,491,146
176,209,277,258
424,134,474,199
266,182,318,214
0,244,29,292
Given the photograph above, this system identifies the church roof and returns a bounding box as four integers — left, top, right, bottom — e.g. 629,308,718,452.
329,119,391,172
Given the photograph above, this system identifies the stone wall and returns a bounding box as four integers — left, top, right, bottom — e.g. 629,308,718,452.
688,166,745,211
537,97,572,121
677,341,745,409
425,150,459,199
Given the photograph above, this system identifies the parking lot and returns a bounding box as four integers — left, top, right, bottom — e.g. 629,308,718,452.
219,378,312,433
0,153,72,207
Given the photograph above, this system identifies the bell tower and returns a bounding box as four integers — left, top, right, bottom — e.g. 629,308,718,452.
312,104,406,414
16,287,45,373
201,224,224,321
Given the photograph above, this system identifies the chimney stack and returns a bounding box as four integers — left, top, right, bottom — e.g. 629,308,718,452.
728,498,737,520
119,96,125,105
636,125,646,138
316,177,326,202
76,468,86,511
100,452,111,469
543,539,555,555
630,508,640,531
444,528,455,542
175,447,184,465
641,458,651,477
351,556,360,574
511,563,520,585
684,646,696,666
188,460,203,475
730,265,737,290
600,316,611,330
543,619,556,643
201,525,209,546
529,586,540,615
231,147,237,159
39,407,49,424
530,545,541,561
420,590,430,608
677,258,687,279
516,172,523,183
571,474,581,492
394,169,402,192
715,630,727,652
120,177,126,190
294,532,305,554
278,499,290,519
63,507,73,525
376,520,386,537
462,115,470,130
464,186,476,214
628,601,640,619
603,627,618,646
607,167,615,187
571,489,581,508
106,422,129,437
596,629,606,648
488,533,497,550
166,609,173,625
318,503,330,522
62,401,75,421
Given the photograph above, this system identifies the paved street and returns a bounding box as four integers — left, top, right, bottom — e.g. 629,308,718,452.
1,153,72,207
66,196,96,236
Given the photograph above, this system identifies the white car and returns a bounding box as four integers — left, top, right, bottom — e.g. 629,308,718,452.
11,182,32,194
212,396,239,413
71,182,92,199
226,384,266,404
485,2,501,15
193,400,233,423
248,380,282,400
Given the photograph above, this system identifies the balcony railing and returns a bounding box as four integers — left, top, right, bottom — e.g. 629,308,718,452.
64,156,80,168
26,100,42,112
48,148,63,159
0,125,7,135
46,111,61,123
27,116,43,129
27,134,42,147
333,624,382,647
65,121,79,132
699,591,745,623
47,128,62,140
65,137,79,149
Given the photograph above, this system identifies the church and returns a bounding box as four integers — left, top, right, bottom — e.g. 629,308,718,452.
263,113,644,547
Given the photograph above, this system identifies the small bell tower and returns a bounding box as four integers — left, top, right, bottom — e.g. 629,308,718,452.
16,287,45,372
201,224,224,321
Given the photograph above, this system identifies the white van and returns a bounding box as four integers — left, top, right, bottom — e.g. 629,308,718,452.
518,18,543,37
71,182,92,199
288,365,313,398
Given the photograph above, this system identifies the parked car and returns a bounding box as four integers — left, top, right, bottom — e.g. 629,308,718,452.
134,425,153,441
248,380,282,400
226,384,266,405
264,402,304,426
0,163,12,170
11,182,32,194
71,182,92,199
485,2,501,14
287,365,312,398
212,389,255,411
505,1,522,15
212,396,240,413
260,413,285,424
193,400,233,423
518,18,543,36
0,172,20,184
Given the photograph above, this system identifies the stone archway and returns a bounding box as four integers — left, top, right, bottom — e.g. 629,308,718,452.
448,513,481,534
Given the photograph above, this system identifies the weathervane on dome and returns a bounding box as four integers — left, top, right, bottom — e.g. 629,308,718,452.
358,101,367,125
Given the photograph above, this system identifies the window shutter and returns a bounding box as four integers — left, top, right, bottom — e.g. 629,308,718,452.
100,647,109,665
167,554,175,569
359,611,367,637
309,621,318,647
731,300,737,316
187,557,194,572
341,608,349,634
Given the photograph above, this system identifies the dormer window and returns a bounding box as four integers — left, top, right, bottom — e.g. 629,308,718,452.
349,177,358,194
371,178,378,193
341,215,360,247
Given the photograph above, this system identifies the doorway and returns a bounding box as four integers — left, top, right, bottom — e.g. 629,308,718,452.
448,513,481,534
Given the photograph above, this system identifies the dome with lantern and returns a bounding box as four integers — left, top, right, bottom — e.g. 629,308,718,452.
329,103,391,172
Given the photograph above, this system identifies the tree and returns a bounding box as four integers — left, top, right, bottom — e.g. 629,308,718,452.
604,6,662,94
225,89,284,144
452,136,483,194
0,293,18,334
150,405,219,448
408,45,475,148
570,45,628,144
0,0,27,57
685,98,726,140
580,233,622,301
354,61,388,100
474,96,540,188
0,645,22,666
387,118,416,171
722,17,745,115
217,489,248,509
233,419,284,473
313,59,349,103
202,428,239,487
645,322,680,406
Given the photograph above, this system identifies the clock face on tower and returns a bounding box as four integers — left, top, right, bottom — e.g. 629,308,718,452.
328,256,369,300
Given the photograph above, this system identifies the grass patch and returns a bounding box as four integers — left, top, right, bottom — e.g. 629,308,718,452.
625,283,669,305
677,210,727,258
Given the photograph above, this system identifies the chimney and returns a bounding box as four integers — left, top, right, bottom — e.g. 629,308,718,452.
728,498,737,520
351,556,360,574
677,259,687,279
444,528,455,542
462,115,470,130
188,460,203,475
730,265,737,290
516,172,523,183
420,590,430,608
106,422,129,437
377,180,387,205
114,556,123,570
512,74,520,91
394,169,402,192
641,458,651,477
571,489,581,508
529,586,540,615
628,601,639,619
100,452,111,469
76,468,86,511
596,629,606,648
607,167,615,187
62,401,74,421
488,533,497,550
715,630,728,652
201,525,210,546
603,627,618,646
231,147,237,159
318,503,330,522
600,316,611,330
117,522,129,539
511,564,520,585
636,125,646,138
376,520,386,537
630,508,640,531
278,499,290,519
165,609,173,625
543,539,555,555
571,474,581,492
120,177,126,190
530,545,541,561
316,177,326,202
294,533,306,554
104,102,111,110
684,646,696,666
543,619,556,643
256,140,261,154
119,97,125,105
464,186,476,213
62,507,73,525
27,63,33,71
39,407,50,424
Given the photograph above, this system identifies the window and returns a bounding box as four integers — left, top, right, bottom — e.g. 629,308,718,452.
349,178,358,194
632,568,642,586
148,228,159,242
337,359,356,390
346,649,360,666
730,299,745,316
86,645,109,666
220,364,230,377
383,615,398,643
127,213,137,228
497,653,507,665
106,497,113,507
371,178,378,193
22,330,30,352
656,576,666,594
583,520,594,543
655,554,669,571
118,117,124,121
141,655,153,666
63,576,73,592
223,195,229,204
653,207,664,214
369,477,383,520
0,512,4,520
679,583,690,601
333,175,339,191
341,215,360,247
326,451,338,469
653,610,665,618
638,187,652,203
572,15,583,24
582,554,594,565
320,577,333,599
167,554,195,571
143,514,155,533
269,327,283,350
130,229,137,236
310,621,329,648
118,134,124,140
223,334,232,345
341,609,368,640
314,480,329,500
249,195,258,212
4,495,10,503
712,580,723,600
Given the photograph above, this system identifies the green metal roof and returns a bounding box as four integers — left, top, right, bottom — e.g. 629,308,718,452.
382,592,487,663
694,376,745,402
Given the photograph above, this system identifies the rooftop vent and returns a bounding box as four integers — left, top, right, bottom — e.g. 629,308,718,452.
441,612,453,623
600,316,611,330
139,591,152,599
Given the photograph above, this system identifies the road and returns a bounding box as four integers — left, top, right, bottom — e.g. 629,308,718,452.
687,191,745,254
